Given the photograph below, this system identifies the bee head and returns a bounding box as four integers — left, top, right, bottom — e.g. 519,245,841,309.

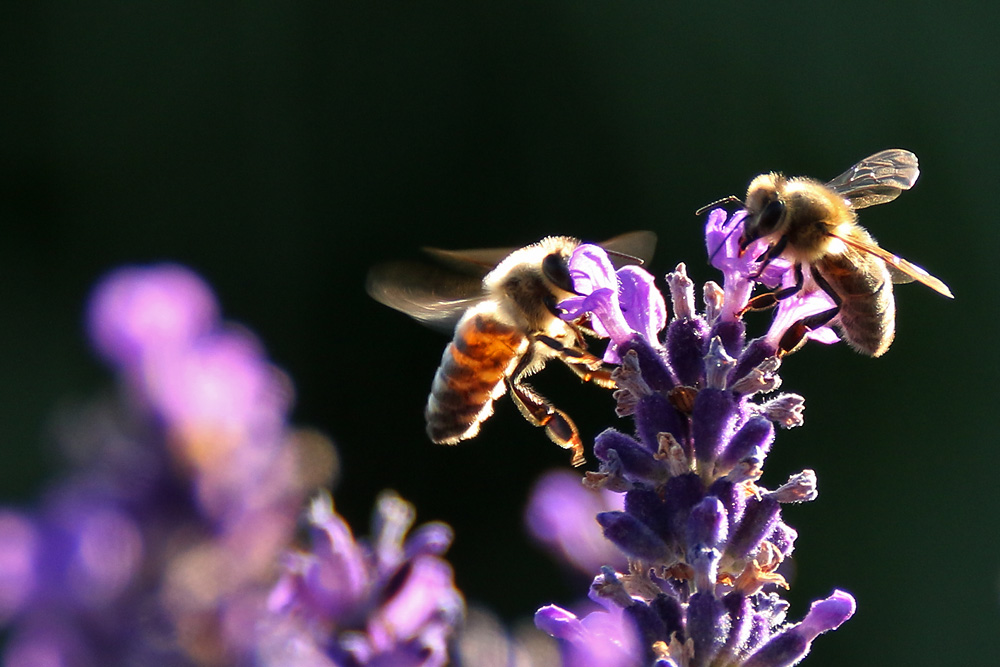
740,173,787,252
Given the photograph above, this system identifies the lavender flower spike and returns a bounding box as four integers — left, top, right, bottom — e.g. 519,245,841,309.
535,210,858,665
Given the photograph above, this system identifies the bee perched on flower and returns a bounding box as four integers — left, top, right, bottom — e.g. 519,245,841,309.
532,209,859,667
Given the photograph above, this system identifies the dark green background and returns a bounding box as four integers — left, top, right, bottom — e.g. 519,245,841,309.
2,3,994,665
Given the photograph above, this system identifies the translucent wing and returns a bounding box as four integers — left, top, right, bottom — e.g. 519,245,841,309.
598,230,658,268
368,230,658,334
365,260,486,334
422,230,658,273
828,230,953,298
420,246,514,276
825,149,920,210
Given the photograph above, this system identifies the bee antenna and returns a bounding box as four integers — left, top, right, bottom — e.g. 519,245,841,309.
604,248,646,266
694,195,743,217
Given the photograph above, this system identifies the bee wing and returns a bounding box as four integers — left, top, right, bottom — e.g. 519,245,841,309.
421,245,514,276
598,230,658,268
825,149,920,210
366,260,486,334
828,230,953,298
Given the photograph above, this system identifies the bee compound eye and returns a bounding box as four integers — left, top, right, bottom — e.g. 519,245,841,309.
757,199,785,233
542,252,575,293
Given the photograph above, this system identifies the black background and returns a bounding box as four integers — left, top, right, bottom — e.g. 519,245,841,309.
2,3,996,665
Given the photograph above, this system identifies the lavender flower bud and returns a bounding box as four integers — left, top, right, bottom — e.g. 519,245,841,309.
719,593,754,661
710,319,747,360
687,592,729,667
743,591,855,667
718,416,775,474
708,478,748,538
619,336,675,392
594,429,662,484
651,594,685,643
686,497,729,552
691,388,739,463
597,512,669,562
665,317,710,387
726,496,780,561
768,523,799,557
634,393,686,453
732,338,778,384
625,489,675,548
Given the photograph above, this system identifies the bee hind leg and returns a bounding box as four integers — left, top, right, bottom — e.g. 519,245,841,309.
505,378,585,466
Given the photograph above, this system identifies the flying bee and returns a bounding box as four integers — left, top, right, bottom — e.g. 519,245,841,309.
366,231,656,466
710,149,952,356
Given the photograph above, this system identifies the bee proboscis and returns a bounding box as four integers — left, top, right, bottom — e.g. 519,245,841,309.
366,231,656,466
728,149,952,356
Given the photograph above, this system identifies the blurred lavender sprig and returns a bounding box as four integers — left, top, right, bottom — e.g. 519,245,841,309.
532,209,855,666
0,265,463,666
260,491,463,667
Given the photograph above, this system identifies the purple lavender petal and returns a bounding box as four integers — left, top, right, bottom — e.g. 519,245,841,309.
764,274,840,352
569,243,618,295
535,604,586,642
559,288,632,346
617,265,667,343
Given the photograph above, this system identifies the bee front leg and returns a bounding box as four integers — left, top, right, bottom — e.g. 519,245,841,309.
740,263,806,315
505,378,585,467
535,334,616,387
776,266,842,356
747,235,788,280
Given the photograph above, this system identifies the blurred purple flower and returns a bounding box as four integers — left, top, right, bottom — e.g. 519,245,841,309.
0,264,339,665
261,492,463,667
525,470,627,576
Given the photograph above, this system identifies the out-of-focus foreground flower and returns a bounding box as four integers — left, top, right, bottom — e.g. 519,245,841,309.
532,210,855,667
0,265,463,666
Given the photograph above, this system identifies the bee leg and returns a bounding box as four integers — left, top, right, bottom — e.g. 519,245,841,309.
748,235,788,279
535,333,616,387
740,263,806,315
777,267,843,355
506,378,585,467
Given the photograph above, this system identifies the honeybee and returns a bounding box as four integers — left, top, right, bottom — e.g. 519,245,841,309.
366,232,656,466
727,149,952,356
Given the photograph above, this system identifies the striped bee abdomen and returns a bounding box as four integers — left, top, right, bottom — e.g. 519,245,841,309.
425,306,528,444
